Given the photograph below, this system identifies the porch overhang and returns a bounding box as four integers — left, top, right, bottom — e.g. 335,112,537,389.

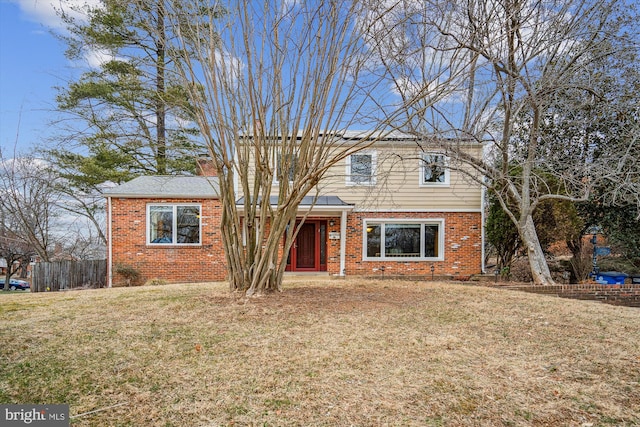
235,195,354,217
236,195,352,277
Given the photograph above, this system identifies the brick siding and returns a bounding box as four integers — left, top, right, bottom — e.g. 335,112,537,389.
327,211,482,279
109,199,482,284
492,283,640,308
108,197,227,285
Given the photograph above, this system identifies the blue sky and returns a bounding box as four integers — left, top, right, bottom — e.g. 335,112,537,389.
0,0,76,153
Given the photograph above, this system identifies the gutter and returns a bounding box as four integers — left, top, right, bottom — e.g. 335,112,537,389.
481,185,486,274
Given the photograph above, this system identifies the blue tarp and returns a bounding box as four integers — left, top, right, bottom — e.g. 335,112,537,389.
595,271,628,285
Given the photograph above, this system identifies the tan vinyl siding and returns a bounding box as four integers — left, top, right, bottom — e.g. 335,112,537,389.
242,138,484,211
317,142,483,211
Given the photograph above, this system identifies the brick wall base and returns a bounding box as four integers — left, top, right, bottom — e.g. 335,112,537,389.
327,211,482,279
491,283,640,307
109,198,228,286
109,199,483,284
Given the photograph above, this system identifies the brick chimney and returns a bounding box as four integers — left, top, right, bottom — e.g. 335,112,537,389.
196,156,217,176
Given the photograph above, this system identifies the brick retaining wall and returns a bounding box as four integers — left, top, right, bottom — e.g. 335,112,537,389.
490,283,640,307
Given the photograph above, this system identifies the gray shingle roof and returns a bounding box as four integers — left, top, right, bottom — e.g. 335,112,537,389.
104,176,219,198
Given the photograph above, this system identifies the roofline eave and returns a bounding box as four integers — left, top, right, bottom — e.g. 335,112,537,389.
235,204,354,217
104,193,220,199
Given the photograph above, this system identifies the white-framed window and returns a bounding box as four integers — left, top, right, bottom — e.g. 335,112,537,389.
363,219,443,261
275,152,298,183
147,204,201,245
420,153,449,186
346,150,377,185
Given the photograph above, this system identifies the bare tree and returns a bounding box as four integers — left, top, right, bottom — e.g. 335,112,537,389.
0,226,35,291
139,0,402,294
57,221,107,261
0,152,62,264
52,181,108,245
364,0,638,285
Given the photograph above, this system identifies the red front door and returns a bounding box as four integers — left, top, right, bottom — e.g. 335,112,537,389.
296,223,316,269
286,220,327,272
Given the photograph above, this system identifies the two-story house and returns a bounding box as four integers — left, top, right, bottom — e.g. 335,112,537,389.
104,133,484,286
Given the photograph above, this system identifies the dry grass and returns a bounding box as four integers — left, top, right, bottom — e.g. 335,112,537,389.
1,279,639,426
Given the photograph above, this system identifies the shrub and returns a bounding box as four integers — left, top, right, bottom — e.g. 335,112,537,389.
114,264,141,287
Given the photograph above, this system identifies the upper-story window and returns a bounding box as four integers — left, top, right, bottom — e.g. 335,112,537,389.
276,153,298,183
420,153,449,186
346,151,377,185
148,204,201,245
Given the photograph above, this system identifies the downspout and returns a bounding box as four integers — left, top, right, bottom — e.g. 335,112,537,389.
481,184,486,274
233,149,239,196
107,196,113,288
340,209,347,276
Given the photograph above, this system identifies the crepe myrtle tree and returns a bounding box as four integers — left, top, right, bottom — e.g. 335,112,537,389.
362,0,639,285
146,0,407,294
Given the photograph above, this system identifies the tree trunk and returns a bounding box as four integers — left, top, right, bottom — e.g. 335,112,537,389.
4,262,18,291
155,1,167,175
521,214,555,285
566,236,584,283
243,208,296,296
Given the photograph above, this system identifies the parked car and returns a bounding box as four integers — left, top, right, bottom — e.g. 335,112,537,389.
0,278,30,291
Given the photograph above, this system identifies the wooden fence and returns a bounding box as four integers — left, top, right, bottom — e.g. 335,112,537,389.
31,260,107,292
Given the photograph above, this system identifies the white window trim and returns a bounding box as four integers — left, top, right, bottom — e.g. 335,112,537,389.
419,153,450,187
147,203,202,246
273,152,298,185
346,150,377,186
362,218,445,261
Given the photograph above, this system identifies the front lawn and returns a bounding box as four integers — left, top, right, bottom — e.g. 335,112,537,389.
1,280,638,426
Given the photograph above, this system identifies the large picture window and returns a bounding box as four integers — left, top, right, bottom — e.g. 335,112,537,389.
364,219,443,260
420,153,449,185
346,151,376,185
148,204,201,245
